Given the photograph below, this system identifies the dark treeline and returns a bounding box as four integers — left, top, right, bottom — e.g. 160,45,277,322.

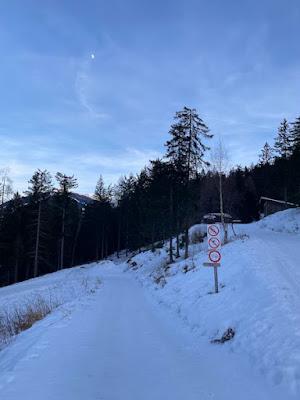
1,109,299,286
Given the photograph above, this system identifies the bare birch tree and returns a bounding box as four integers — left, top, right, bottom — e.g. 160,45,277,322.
0,167,13,204
211,138,230,243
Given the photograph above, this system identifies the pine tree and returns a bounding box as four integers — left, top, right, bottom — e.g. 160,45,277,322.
290,116,300,153
274,119,292,205
0,192,27,283
117,174,136,256
94,175,112,203
165,107,212,258
92,176,112,260
55,173,78,270
26,170,53,277
274,119,292,159
259,142,274,165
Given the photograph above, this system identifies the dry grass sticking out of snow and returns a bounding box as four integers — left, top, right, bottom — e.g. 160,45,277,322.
0,264,104,351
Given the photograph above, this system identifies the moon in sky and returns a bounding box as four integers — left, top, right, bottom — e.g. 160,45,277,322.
91,54,95,59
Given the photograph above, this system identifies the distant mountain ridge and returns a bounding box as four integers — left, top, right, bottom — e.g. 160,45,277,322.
1,192,96,210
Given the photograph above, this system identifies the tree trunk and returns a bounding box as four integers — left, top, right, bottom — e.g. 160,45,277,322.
71,212,83,267
101,224,104,260
117,219,121,258
184,177,191,259
185,118,192,259
219,173,228,243
284,158,288,209
14,252,19,283
169,184,174,263
176,209,180,258
125,218,129,257
151,221,155,252
105,234,108,259
60,206,65,270
25,259,30,280
95,235,100,261
34,198,42,277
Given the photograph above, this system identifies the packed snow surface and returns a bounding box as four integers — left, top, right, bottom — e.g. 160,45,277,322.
0,208,299,399
125,208,300,396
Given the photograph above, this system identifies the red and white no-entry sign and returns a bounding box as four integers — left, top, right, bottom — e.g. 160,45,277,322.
204,223,222,294
208,224,219,236
209,250,221,263
207,224,221,251
208,237,220,249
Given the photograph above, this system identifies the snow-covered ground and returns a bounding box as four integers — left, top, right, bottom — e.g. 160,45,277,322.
124,208,300,396
0,208,299,399
0,261,105,351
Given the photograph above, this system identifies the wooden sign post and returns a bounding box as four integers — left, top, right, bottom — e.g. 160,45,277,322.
203,224,221,293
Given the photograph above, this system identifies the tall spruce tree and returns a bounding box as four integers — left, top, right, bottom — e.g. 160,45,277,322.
290,116,300,153
165,107,212,258
0,192,28,284
55,173,78,270
274,119,292,159
274,119,292,205
94,175,112,203
259,142,274,165
116,174,136,256
93,175,112,260
26,170,53,278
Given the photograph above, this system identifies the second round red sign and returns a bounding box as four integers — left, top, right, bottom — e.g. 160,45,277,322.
208,237,220,248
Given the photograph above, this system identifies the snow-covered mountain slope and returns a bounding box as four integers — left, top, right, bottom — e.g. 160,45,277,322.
124,208,300,395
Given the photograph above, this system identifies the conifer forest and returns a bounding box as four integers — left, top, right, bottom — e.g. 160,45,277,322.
1,108,300,287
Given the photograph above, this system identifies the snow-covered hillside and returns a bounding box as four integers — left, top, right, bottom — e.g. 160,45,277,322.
0,261,106,351
0,208,299,399
124,208,300,395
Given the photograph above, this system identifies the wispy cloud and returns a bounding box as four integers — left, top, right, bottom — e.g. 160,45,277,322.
0,133,162,193
74,58,110,120
0,2,299,194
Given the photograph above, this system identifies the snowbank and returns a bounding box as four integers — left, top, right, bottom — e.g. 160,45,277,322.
0,262,104,350
124,211,300,395
256,208,300,234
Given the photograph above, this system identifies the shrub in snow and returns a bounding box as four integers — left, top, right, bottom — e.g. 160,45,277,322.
189,224,206,244
190,230,205,244
154,275,167,287
211,327,235,344
183,264,195,274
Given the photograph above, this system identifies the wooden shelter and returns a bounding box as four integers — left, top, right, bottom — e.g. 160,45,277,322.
201,213,232,224
259,197,298,217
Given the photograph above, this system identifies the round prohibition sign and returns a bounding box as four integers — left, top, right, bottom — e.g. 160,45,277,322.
208,225,219,236
209,250,221,263
208,237,220,249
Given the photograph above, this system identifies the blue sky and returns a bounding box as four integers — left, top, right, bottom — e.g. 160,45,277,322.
0,0,299,194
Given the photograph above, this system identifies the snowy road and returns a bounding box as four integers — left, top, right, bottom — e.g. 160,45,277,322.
0,268,294,400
